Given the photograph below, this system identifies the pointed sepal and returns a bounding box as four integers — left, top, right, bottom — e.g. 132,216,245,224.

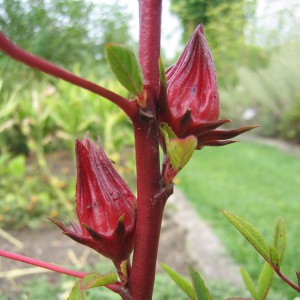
160,122,197,172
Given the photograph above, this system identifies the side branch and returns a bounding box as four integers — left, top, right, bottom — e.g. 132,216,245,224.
276,269,300,293
0,249,121,293
0,249,86,278
0,33,138,119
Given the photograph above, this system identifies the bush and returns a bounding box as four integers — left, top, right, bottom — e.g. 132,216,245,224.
220,42,300,142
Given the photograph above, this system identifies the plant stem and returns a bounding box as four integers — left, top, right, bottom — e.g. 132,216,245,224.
276,269,300,293
138,0,162,102
0,249,121,293
0,33,138,119
129,1,170,299
0,249,86,278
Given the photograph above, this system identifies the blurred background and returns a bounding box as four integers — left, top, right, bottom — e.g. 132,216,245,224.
0,0,300,299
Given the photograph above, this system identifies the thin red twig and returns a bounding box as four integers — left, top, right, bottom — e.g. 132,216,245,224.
276,269,300,293
0,249,86,278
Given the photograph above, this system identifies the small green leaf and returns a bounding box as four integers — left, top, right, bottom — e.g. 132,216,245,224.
68,281,84,300
160,263,195,299
159,57,167,88
222,210,270,262
160,122,177,139
105,44,144,96
240,267,257,299
273,216,286,264
257,262,274,300
269,244,281,270
120,260,128,278
80,272,118,290
160,123,197,171
187,265,213,300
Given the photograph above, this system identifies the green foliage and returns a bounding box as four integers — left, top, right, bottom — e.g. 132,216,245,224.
273,217,286,265
220,42,300,142
0,154,26,177
169,0,263,85
68,272,118,300
241,262,274,300
0,171,72,229
160,263,195,299
257,263,274,300
160,123,197,172
161,263,213,300
105,44,144,97
188,265,212,300
0,0,132,89
240,267,258,298
0,76,135,228
222,210,270,262
222,210,288,275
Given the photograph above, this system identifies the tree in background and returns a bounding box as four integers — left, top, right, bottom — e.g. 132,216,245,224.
170,0,265,86
0,0,132,89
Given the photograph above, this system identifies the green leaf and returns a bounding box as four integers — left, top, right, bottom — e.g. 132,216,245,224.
160,263,195,299
222,210,270,262
257,262,274,300
273,216,286,265
269,244,281,270
80,272,118,290
187,264,213,300
159,57,167,88
160,122,177,139
160,123,197,171
105,44,144,96
68,272,117,300
68,281,84,300
240,267,257,299
120,260,128,278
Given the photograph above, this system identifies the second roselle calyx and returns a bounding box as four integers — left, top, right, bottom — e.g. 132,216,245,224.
50,136,136,266
159,24,254,150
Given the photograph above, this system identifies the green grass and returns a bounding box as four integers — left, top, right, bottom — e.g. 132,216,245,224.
178,141,300,299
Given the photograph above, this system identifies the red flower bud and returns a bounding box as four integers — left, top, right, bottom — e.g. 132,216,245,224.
159,24,255,149
50,136,136,265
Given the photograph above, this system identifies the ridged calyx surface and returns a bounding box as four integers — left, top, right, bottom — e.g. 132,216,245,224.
51,137,136,264
159,24,254,149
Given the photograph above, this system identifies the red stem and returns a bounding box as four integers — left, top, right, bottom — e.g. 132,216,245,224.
0,33,138,120
0,249,121,293
138,0,162,101
0,249,86,278
129,1,169,299
276,269,300,293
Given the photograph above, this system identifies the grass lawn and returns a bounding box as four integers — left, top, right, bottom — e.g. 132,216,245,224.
178,140,300,299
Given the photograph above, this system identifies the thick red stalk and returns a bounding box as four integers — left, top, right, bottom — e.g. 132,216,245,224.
0,33,138,120
129,1,170,299
138,0,162,100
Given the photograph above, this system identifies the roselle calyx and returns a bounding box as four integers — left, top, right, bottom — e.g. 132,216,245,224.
50,136,136,265
159,24,255,150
